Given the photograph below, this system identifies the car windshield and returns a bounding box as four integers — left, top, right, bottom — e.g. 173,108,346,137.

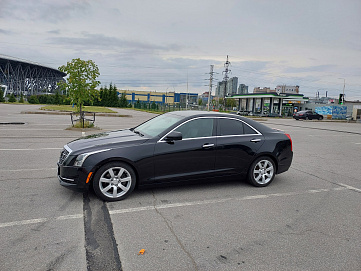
133,114,182,137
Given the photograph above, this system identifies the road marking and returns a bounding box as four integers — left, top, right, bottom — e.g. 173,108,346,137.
0,168,57,172
0,214,83,228
0,129,65,131
1,185,359,229
0,148,62,151
338,183,361,193
109,187,349,216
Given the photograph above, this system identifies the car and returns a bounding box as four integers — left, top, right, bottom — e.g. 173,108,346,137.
236,110,250,116
293,110,323,120
57,111,293,201
266,113,282,118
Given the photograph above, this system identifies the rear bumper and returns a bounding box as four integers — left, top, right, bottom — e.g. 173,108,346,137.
277,152,293,174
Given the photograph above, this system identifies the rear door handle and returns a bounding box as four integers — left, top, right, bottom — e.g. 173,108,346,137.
250,138,261,143
203,143,215,148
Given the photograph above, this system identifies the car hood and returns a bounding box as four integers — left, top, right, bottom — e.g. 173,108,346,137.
67,129,149,153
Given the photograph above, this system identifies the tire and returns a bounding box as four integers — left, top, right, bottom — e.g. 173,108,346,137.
93,162,136,201
305,116,309,120
247,157,276,187
318,116,323,120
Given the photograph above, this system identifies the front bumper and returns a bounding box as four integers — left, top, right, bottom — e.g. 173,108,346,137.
57,163,91,191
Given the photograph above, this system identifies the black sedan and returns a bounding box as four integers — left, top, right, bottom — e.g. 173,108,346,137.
58,111,293,201
293,110,323,120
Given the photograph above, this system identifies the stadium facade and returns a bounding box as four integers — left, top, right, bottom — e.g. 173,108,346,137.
0,55,66,96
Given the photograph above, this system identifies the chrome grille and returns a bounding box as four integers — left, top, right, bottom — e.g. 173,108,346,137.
59,147,70,165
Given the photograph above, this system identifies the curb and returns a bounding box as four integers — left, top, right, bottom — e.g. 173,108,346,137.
21,111,132,117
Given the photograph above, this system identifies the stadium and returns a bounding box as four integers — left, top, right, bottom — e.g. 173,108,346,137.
0,55,66,96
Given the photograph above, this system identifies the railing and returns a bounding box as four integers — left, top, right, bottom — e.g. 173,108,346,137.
70,111,95,127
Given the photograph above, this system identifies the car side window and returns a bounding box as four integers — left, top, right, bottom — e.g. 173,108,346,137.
218,118,258,136
219,118,244,135
174,118,214,139
243,123,257,134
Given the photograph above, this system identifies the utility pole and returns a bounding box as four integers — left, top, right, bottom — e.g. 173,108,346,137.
207,65,216,111
186,71,189,110
222,55,231,109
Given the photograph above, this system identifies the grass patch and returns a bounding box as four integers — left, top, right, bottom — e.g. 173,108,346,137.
40,105,117,113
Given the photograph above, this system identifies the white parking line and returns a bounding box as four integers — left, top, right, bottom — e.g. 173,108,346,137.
1,185,359,229
0,168,57,172
109,187,349,215
0,214,83,228
0,148,62,151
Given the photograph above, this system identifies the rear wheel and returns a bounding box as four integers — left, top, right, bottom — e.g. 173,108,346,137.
93,162,136,201
318,116,323,120
248,157,276,187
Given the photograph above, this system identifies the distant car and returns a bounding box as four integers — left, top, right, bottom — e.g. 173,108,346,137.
293,110,323,120
236,111,250,116
58,111,293,201
266,113,282,118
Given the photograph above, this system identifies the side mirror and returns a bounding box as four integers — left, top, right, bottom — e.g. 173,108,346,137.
164,131,182,142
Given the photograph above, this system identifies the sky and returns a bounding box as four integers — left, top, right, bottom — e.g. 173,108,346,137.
0,0,360,100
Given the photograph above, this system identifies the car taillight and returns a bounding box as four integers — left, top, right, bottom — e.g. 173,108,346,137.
285,133,293,151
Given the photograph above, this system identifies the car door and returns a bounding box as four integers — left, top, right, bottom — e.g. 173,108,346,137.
214,117,264,176
153,117,216,183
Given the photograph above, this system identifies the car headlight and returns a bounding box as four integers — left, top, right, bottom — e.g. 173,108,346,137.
73,149,110,167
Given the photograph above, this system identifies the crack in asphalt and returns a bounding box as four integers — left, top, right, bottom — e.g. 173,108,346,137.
83,192,122,271
152,190,199,271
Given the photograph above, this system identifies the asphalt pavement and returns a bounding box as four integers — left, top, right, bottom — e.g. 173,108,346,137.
0,104,360,271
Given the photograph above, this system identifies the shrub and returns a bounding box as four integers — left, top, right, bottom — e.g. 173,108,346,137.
8,93,16,103
28,95,40,104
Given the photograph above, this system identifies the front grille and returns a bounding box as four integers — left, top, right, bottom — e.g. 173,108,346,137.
59,147,71,165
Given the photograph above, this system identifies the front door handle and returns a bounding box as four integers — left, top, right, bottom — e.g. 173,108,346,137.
203,143,215,148
250,138,261,143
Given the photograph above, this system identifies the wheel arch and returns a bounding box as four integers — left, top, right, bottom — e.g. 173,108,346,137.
89,157,140,186
248,153,278,175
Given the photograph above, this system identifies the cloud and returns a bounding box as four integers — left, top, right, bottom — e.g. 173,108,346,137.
282,65,337,74
0,0,92,23
48,32,184,53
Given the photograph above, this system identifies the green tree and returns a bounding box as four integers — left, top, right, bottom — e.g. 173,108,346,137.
8,93,16,103
58,58,100,127
0,90,5,102
119,92,128,107
19,93,24,103
226,98,236,108
54,91,62,105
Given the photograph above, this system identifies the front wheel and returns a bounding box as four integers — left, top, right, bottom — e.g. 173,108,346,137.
248,157,276,187
93,162,136,201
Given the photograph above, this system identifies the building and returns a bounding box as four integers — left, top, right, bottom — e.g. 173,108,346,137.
227,77,238,96
216,77,239,97
199,91,214,105
254,87,273,93
0,55,66,96
226,92,309,116
238,84,248,94
275,85,299,94
120,90,198,106
216,81,226,98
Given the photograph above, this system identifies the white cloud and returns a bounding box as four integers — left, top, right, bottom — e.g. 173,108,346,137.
0,0,360,99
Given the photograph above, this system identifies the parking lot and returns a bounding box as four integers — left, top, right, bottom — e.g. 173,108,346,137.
1,104,360,271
